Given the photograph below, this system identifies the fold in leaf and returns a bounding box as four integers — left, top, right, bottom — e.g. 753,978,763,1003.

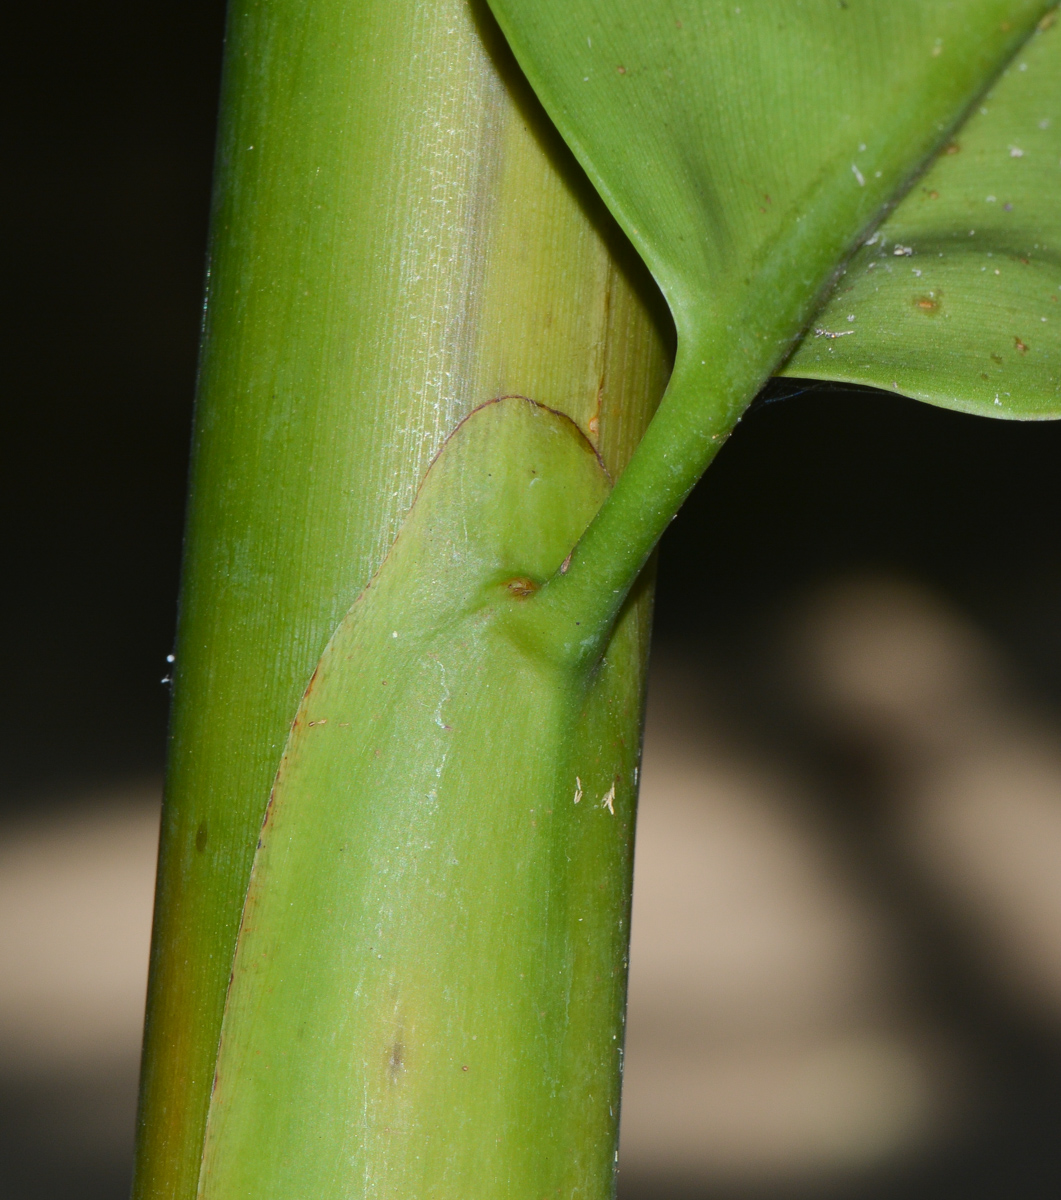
785,12,1061,419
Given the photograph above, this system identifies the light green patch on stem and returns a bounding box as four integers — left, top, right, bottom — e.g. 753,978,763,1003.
198,398,644,1200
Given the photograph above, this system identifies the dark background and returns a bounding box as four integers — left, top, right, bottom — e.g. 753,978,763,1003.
5,0,1061,1197
3,0,225,801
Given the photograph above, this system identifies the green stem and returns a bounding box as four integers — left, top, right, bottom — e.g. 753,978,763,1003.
517,343,762,668
131,1,669,1195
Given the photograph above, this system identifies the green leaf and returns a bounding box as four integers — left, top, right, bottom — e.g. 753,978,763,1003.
484,1,1056,643
488,0,1049,384
784,12,1061,419
197,398,645,1199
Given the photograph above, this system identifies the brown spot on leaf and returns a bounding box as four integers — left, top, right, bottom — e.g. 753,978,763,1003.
944,142,961,155
991,353,1003,364
914,293,941,314
504,577,539,599
1014,337,1028,354
616,65,626,74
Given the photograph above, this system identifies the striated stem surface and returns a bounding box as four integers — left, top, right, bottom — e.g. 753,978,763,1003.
133,2,669,1196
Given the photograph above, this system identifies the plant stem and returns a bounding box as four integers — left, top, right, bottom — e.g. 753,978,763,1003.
515,339,767,670
132,1,669,1196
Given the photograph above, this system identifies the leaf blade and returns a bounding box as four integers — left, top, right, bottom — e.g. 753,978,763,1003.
486,0,1055,652
489,0,1050,369
783,13,1061,419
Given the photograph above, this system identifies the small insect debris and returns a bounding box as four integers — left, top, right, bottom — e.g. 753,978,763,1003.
601,784,616,815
